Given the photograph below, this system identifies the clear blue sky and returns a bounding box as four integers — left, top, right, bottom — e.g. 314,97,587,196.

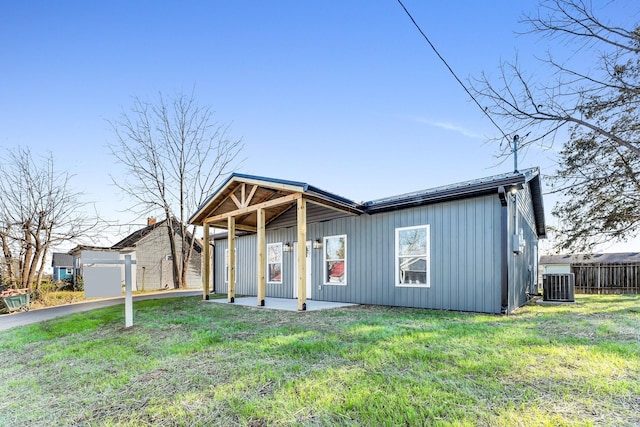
1,0,636,252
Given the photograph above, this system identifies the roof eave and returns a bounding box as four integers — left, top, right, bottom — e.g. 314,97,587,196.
527,173,547,238
364,175,527,214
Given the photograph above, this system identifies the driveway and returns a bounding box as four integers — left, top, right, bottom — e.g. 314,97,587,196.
0,290,201,331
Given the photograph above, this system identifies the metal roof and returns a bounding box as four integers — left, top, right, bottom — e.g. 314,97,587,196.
540,252,640,264
111,218,203,252
51,252,74,267
365,168,533,209
364,167,546,237
111,220,167,249
190,168,546,238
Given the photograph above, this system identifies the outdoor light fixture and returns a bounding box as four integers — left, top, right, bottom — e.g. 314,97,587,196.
313,239,323,249
283,242,292,252
509,183,524,195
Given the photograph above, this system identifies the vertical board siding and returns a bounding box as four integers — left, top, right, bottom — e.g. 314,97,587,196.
517,184,537,232
508,186,540,312
213,239,227,294
212,194,506,313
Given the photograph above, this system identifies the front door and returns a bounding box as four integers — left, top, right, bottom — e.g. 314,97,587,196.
293,241,312,299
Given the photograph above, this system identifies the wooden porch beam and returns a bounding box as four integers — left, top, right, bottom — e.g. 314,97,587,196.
297,197,307,311
208,222,257,233
245,184,259,207
305,195,363,216
257,208,266,307
203,192,302,224
228,216,236,303
230,193,242,209
202,223,210,300
234,224,258,233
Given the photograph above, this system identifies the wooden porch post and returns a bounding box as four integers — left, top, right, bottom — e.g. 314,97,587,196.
228,216,236,303
202,223,210,300
257,208,266,306
297,198,307,311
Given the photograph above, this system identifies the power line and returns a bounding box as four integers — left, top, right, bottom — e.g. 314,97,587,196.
396,0,510,141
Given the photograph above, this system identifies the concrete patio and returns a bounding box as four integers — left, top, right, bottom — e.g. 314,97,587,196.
207,296,357,312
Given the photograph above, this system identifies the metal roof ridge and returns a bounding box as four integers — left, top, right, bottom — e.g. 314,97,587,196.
364,167,538,207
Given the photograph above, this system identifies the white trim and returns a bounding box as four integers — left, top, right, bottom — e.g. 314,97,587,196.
267,242,283,284
323,234,347,286
395,224,430,288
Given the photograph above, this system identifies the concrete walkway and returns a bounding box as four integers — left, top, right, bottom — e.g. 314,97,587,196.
0,289,201,331
208,296,357,312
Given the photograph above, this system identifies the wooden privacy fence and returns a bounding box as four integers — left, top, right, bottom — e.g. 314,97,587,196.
572,263,640,294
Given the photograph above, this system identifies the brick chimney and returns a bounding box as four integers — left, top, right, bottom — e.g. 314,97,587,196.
147,217,157,226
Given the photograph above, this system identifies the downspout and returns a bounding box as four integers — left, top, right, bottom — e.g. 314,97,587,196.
211,241,216,294
498,186,509,314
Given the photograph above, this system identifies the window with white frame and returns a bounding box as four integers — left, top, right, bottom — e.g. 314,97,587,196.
324,234,346,285
224,248,237,283
395,225,430,287
267,242,282,283
65,268,73,275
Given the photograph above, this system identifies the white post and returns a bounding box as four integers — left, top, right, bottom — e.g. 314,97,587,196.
81,254,137,328
124,255,133,328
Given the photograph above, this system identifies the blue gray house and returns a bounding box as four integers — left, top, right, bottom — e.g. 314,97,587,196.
189,168,546,314
52,252,75,282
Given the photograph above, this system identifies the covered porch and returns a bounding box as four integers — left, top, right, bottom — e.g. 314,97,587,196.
189,174,363,311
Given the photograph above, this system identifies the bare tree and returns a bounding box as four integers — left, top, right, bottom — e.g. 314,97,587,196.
471,0,640,251
0,147,100,290
109,90,243,288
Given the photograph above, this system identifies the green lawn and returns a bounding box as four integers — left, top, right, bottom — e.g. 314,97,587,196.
1,295,638,426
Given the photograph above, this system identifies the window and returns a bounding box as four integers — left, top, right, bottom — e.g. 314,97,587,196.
395,225,430,287
267,243,282,284
224,248,237,283
324,234,346,285
65,268,73,275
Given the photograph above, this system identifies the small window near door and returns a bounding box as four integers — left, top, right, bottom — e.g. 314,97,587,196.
395,225,430,287
324,234,346,285
267,242,282,284
65,268,73,275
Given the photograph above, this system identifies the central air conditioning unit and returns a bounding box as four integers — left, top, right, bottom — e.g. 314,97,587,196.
542,273,575,302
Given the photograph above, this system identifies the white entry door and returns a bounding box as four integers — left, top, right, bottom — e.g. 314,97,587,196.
293,241,312,299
